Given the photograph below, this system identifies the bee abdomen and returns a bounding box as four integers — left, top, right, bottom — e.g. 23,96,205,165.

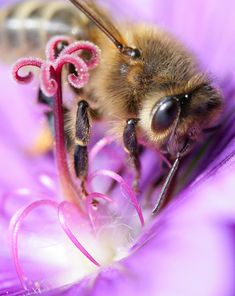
0,0,89,61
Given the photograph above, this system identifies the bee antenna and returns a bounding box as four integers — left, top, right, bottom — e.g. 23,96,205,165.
69,0,122,46
68,0,141,59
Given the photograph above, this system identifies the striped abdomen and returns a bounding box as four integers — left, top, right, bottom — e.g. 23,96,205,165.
0,0,90,61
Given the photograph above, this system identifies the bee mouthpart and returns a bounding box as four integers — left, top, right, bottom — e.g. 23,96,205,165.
167,135,193,158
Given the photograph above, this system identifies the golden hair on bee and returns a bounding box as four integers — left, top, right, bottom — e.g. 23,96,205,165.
2,0,223,213
65,0,222,212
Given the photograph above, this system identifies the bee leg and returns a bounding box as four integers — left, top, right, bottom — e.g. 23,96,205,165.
106,166,126,195
74,100,90,197
123,118,141,193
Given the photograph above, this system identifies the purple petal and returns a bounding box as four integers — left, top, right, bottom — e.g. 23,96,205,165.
1,0,235,295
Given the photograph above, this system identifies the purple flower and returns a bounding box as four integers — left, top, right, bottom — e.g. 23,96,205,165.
1,1,235,296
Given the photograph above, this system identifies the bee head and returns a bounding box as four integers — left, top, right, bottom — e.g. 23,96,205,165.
140,81,223,158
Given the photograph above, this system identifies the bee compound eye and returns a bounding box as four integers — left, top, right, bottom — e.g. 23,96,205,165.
151,97,179,132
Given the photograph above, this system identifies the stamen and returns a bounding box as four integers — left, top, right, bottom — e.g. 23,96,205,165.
87,170,145,227
58,201,100,266
9,199,101,290
9,200,59,290
48,66,80,205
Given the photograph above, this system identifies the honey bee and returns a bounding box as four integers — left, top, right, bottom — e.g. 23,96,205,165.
1,0,223,213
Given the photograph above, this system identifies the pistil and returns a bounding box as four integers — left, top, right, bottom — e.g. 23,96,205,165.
52,68,80,204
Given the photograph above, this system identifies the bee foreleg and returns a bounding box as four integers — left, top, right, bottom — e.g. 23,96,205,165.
74,100,90,196
123,118,141,193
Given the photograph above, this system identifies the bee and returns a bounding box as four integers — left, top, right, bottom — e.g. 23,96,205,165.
1,0,223,213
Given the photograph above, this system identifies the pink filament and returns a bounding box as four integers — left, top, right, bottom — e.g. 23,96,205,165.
87,170,145,227
9,200,59,290
51,69,82,206
58,201,100,266
12,58,43,83
9,199,101,290
85,192,113,232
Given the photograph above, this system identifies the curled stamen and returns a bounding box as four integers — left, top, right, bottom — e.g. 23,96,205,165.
12,58,43,83
87,170,145,227
9,200,59,290
58,201,100,266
